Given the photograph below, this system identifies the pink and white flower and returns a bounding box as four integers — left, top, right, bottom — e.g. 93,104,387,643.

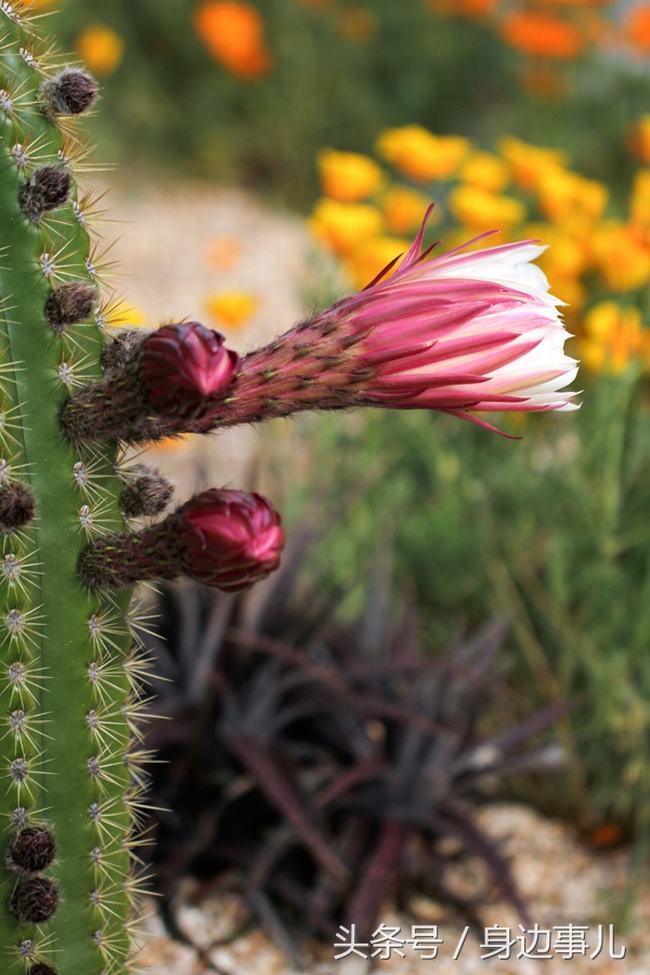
63,207,579,444
194,206,579,435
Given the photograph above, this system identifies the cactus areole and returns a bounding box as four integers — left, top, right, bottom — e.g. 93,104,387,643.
0,5,284,972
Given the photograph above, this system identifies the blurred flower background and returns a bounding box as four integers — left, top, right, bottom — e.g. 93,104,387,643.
45,0,650,969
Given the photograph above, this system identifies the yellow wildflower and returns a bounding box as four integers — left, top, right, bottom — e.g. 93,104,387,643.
345,236,411,289
152,435,194,453
580,302,648,374
105,303,148,328
539,233,588,280
548,276,585,316
206,291,258,329
381,186,431,234
460,152,510,193
498,136,566,191
310,198,384,256
448,185,526,233
317,148,384,203
376,125,470,182
76,25,124,77
592,222,650,292
537,169,608,224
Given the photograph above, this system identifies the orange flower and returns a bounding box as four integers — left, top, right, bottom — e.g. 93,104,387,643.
520,63,569,99
207,236,242,271
499,136,566,191
580,302,650,374
377,126,470,182
344,236,410,289
428,0,498,18
627,4,650,53
194,1,272,79
338,7,378,41
502,12,583,59
206,291,259,329
76,25,124,77
628,116,650,165
317,148,384,203
381,187,432,234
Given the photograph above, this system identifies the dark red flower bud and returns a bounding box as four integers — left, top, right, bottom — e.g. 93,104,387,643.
41,68,99,115
28,966,57,975
120,465,174,518
179,489,284,591
10,876,59,923
7,826,56,873
0,482,35,533
138,323,239,419
20,166,71,222
45,283,97,332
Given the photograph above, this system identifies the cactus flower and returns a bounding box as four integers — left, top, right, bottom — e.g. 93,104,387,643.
197,206,579,435
64,208,579,443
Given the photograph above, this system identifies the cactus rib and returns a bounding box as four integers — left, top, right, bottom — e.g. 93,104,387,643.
0,6,136,972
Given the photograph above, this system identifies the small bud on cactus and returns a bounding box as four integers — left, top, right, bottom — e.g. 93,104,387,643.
41,67,98,115
120,465,175,518
28,966,57,975
20,166,71,221
7,827,56,873
139,322,240,418
0,482,35,533
79,489,284,592
10,876,59,924
100,329,146,372
45,283,97,332
180,489,284,591
62,323,239,442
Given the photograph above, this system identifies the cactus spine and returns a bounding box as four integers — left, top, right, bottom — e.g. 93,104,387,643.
0,5,139,972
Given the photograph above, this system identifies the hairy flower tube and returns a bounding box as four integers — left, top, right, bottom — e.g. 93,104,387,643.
79,488,284,592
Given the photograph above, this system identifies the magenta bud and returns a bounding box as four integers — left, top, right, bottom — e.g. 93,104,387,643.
179,489,284,592
139,323,239,418
79,489,283,593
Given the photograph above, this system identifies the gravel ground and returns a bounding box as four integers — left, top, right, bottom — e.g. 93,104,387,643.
137,804,649,975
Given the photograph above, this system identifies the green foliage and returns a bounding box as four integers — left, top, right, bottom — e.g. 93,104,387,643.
296,376,650,835
48,0,650,206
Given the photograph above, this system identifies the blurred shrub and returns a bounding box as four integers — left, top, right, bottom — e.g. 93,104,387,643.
294,374,650,838
50,0,649,205
143,561,562,957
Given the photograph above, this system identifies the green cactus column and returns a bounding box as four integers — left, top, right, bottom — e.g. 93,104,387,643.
0,5,137,973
